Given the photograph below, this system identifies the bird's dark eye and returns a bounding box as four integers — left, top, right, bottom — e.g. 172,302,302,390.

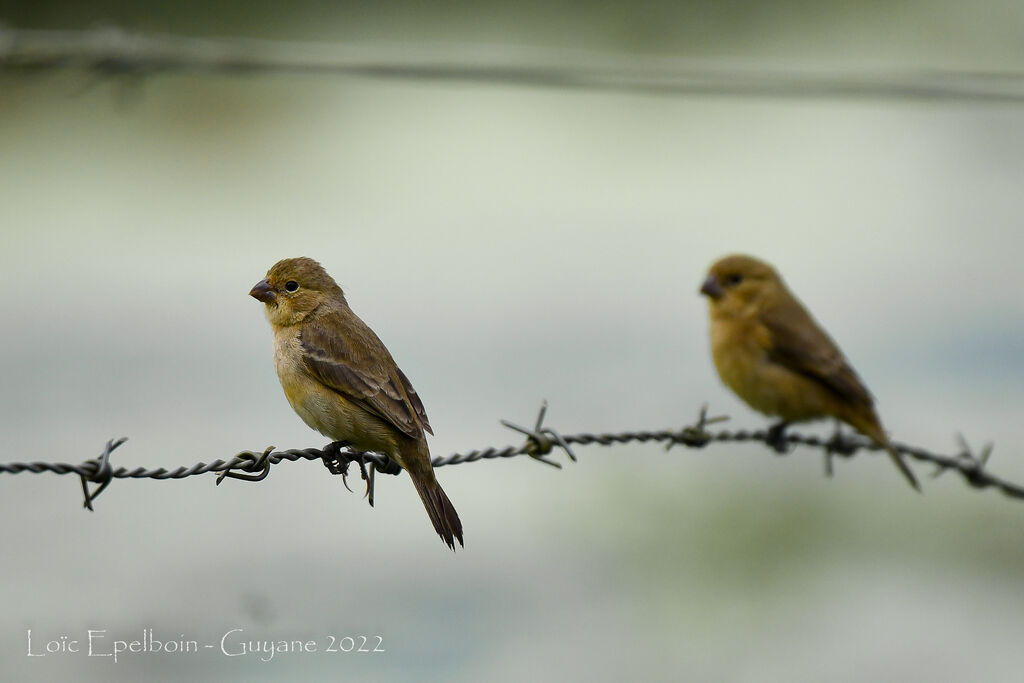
285,280,299,292
726,273,743,286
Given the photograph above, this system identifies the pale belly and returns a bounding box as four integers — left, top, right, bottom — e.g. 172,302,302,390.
272,327,400,456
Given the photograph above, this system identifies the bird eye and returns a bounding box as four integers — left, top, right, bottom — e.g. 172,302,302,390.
727,274,743,286
285,280,299,292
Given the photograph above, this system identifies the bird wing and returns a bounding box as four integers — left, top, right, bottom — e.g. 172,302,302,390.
299,307,432,438
760,296,874,409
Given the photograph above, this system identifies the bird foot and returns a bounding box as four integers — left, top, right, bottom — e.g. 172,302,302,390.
320,440,352,476
822,425,858,479
320,441,373,502
766,422,791,454
824,426,858,456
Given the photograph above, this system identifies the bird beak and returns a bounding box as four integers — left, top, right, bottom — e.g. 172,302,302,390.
249,278,276,304
700,274,724,299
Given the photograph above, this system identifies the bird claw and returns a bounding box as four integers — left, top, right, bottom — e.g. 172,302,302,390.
352,456,370,500
320,440,352,476
824,426,859,456
366,463,376,507
320,441,375,503
821,424,857,477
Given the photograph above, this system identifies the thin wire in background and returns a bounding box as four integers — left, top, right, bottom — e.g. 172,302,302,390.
1,25,1024,102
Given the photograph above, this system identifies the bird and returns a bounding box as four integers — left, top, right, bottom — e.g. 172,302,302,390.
699,254,919,490
249,257,464,549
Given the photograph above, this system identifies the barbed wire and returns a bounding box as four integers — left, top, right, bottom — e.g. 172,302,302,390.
0,402,1016,511
2,25,1024,103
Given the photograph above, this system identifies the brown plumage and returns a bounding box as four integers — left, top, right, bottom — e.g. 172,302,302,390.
699,254,919,491
250,257,464,549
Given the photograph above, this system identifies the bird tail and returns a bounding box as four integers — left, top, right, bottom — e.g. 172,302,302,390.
399,439,463,550
409,472,464,550
848,412,920,492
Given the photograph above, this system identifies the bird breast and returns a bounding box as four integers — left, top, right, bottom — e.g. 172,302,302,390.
709,314,832,421
271,326,400,456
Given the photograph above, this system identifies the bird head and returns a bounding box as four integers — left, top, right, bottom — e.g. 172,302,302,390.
250,257,346,327
700,254,783,317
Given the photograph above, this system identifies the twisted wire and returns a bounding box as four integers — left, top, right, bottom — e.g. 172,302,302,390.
0,403,1018,508
2,25,1024,103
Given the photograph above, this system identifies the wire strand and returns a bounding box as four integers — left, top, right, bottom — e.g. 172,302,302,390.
2,25,1024,103
0,403,1016,510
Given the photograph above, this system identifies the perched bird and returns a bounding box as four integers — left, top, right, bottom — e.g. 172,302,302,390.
699,254,918,490
250,257,464,549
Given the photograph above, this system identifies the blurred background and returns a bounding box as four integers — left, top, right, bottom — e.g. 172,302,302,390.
2,1,1023,681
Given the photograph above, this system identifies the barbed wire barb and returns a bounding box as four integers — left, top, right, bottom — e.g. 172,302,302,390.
665,403,730,450
500,400,577,468
79,437,127,510
1,402,1021,509
929,434,997,487
215,445,274,485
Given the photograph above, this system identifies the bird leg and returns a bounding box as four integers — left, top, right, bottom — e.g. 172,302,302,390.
824,423,858,456
319,444,404,506
823,422,860,478
765,421,791,454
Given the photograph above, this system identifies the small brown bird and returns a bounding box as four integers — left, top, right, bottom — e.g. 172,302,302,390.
699,254,918,490
250,257,464,549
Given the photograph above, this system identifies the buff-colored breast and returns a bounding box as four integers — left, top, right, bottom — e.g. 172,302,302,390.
272,326,401,458
709,313,836,423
